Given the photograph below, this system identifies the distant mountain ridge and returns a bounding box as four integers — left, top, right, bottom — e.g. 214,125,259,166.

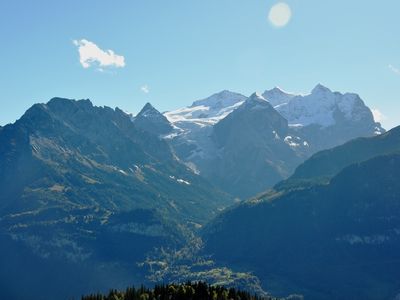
154,85,384,198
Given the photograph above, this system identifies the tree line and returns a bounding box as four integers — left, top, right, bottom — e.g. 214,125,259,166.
82,281,276,300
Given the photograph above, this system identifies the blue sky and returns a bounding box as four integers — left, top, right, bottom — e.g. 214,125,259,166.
1,0,399,129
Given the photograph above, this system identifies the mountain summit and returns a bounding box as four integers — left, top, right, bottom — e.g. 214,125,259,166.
190,90,247,110
311,83,332,94
137,102,159,116
132,102,173,135
262,86,296,106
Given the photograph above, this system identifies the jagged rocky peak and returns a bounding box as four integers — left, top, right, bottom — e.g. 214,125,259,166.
46,97,96,115
45,97,124,120
137,102,160,117
47,97,93,106
48,98,129,123
18,97,100,129
133,102,173,135
190,90,247,109
135,102,170,122
311,83,332,95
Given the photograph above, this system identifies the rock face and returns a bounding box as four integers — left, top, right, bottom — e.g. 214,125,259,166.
0,97,232,299
208,93,302,198
202,125,400,300
163,85,383,198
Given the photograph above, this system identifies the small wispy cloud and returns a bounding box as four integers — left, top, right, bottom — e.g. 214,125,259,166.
389,64,400,75
73,39,125,69
140,85,150,94
371,108,387,123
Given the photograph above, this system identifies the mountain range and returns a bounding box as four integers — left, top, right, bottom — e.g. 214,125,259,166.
161,84,383,198
0,85,392,299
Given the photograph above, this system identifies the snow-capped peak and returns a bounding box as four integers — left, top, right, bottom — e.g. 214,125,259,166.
267,86,294,95
247,92,267,103
163,85,382,147
273,85,378,128
136,102,160,118
164,90,246,127
163,90,248,162
263,86,296,106
190,90,247,109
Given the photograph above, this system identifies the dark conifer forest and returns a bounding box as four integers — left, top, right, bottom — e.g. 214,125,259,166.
81,282,276,300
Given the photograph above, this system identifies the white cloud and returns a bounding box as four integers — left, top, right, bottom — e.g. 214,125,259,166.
140,85,150,94
389,64,400,75
73,39,125,69
371,108,386,123
268,2,292,28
